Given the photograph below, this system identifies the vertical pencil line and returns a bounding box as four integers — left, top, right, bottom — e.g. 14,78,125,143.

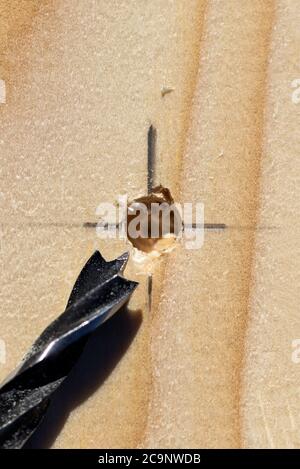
147,124,157,194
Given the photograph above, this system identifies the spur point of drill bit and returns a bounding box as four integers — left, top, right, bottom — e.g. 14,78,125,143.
0,251,138,449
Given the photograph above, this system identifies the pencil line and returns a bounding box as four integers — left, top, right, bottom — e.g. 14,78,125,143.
148,273,153,314
147,125,157,194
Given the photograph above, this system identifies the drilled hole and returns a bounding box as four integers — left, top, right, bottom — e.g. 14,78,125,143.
127,185,182,253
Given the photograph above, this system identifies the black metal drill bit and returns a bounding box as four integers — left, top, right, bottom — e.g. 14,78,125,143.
0,250,138,449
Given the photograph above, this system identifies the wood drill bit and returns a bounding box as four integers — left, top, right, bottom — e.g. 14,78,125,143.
0,251,138,449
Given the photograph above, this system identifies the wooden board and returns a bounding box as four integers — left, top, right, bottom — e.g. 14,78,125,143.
0,0,299,448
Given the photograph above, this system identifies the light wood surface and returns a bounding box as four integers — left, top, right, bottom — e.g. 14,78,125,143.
0,0,299,448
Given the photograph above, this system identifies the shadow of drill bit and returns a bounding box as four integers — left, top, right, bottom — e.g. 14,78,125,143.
24,306,142,449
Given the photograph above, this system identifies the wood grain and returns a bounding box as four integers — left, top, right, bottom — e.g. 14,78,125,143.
0,0,299,448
